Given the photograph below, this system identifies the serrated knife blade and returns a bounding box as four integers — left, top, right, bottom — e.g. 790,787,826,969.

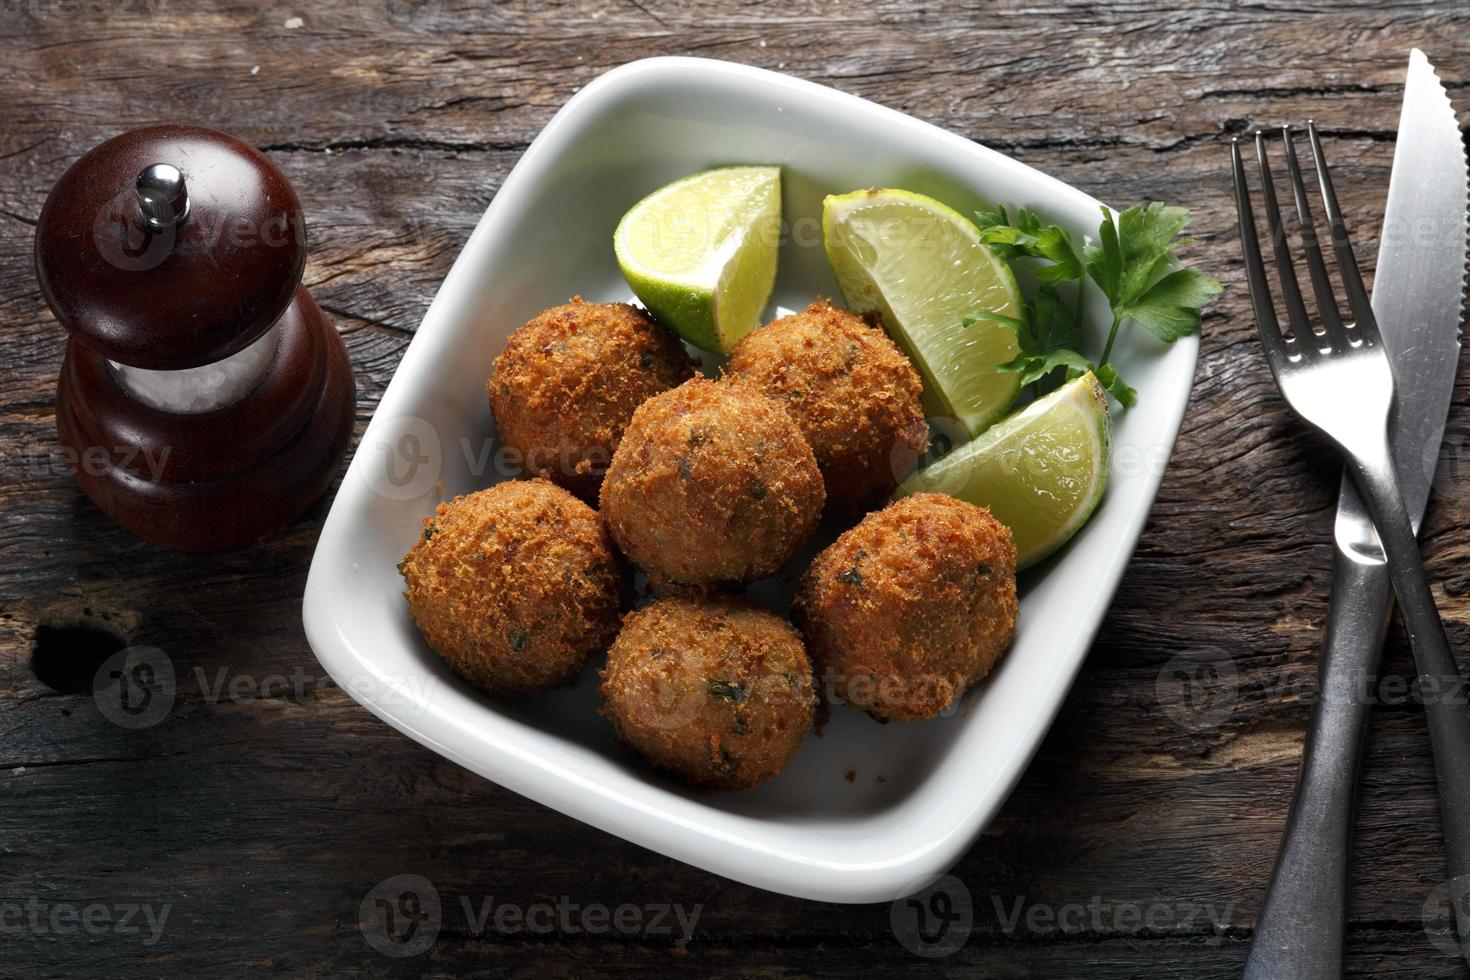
1364,46,1468,526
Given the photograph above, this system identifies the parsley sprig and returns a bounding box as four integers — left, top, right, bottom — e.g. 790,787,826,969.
967,202,1221,408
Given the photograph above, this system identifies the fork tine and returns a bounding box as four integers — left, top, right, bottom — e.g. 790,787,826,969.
1253,130,1317,355
1231,137,1291,367
1281,125,1351,351
1305,120,1381,345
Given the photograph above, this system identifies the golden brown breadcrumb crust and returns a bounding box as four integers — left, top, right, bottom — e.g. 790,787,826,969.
488,299,696,500
600,595,815,789
794,492,1018,722
400,479,628,696
726,300,928,514
599,377,825,587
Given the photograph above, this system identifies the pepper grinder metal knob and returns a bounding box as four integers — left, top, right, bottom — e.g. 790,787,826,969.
134,163,189,232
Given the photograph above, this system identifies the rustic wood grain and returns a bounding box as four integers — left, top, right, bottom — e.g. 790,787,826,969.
2,0,1469,975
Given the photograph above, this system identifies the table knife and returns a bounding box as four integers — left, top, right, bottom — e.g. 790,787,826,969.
1242,49,1470,979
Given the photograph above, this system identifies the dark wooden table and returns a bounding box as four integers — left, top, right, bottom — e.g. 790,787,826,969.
4,1,1469,976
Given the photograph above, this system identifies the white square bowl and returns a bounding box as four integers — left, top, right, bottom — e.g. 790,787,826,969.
302,56,1196,904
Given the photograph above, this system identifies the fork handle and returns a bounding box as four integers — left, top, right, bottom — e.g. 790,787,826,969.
1243,550,1390,980
1350,452,1470,964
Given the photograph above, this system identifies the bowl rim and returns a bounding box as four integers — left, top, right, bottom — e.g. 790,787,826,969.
303,55,1199,903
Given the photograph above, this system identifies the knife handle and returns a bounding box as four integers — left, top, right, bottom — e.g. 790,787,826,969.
1351,452,1470,965
1243,548,1391,980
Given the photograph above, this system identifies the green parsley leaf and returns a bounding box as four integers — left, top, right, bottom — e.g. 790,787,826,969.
1096,362,1137,408
977,205,1085,284
1084,208,1125,304
1086,202,1222,345
1118,202,1191,305
1119,267,1224,342
980,285,1092,389
1002,348,1095,389
962,307,1027,332
1026,284,1083,354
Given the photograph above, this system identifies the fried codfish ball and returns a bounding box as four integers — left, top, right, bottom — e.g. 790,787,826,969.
600,377,825,587
794,492,1018,722
726,300,928,514
488,299,696,499
400,479,628,696
600,596,816,789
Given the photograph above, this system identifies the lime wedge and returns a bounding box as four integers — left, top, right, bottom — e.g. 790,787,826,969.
823,188,1024,436
897,373,1111,569
614,166,781,354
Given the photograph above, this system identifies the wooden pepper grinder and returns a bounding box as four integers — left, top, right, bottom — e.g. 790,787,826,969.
36,125,356,551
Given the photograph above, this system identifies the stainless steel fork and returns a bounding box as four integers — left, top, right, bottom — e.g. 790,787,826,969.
1233,122,1470,970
